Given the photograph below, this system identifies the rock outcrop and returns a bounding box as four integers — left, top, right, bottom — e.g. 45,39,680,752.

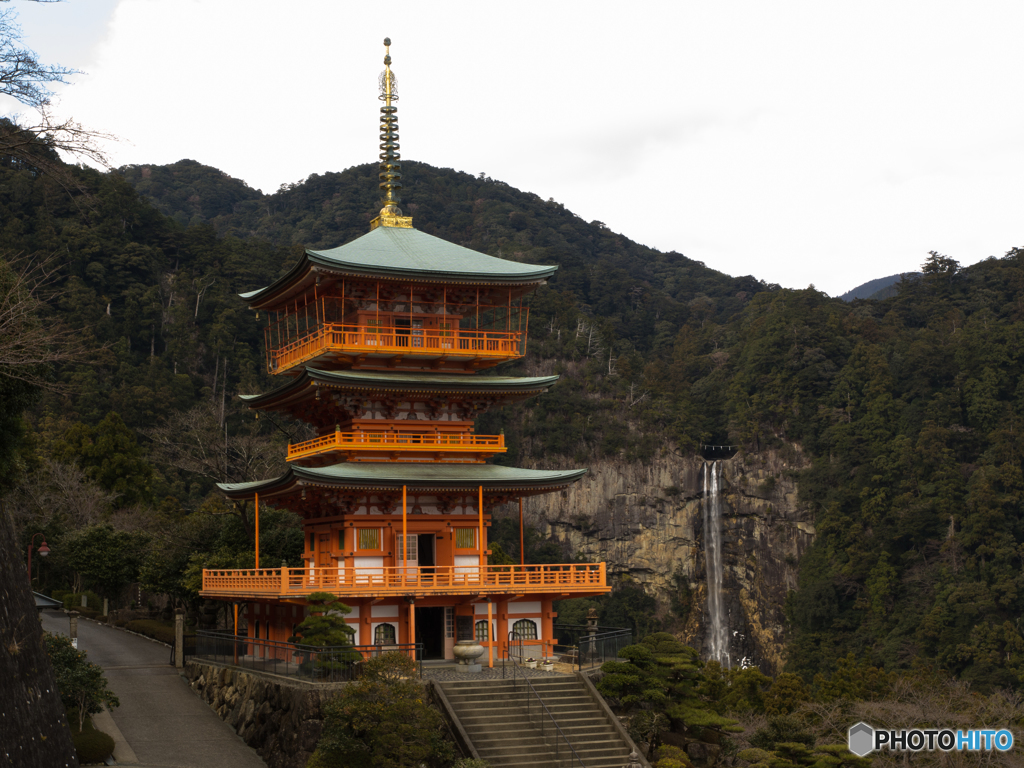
516,445,815,674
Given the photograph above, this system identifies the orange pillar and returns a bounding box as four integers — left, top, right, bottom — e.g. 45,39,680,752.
487,600,494,668
519,497,525,565
478,485,484,572
541,598,554,660
402,485,407,585
254,493,260,570
408,600,416,662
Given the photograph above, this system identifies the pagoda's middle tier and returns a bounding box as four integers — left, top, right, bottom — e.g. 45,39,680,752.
241,368,559,429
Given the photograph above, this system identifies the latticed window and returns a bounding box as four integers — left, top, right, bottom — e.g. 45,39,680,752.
455,528,476,549
357,528,380,550
475,620,490,642
396,534,418,562
374,623,396,645
444,607,454,639
512,619,537,640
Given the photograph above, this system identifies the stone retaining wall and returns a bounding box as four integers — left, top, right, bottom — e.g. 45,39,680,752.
184,661,347,768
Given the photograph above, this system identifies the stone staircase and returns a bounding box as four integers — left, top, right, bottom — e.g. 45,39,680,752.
435,675,639,768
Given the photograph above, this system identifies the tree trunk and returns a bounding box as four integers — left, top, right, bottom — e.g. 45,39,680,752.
0,501,79,766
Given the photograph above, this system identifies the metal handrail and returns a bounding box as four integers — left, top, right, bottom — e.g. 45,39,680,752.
504,634,587,768
192,630,423,683
552,624,633,671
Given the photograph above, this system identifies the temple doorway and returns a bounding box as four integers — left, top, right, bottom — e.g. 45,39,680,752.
417,533,435,573
416,607,445,660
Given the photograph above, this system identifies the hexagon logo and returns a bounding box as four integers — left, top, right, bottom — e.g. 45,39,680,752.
848,722,874,757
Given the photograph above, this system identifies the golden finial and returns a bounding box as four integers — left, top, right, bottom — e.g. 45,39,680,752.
371,36,412,230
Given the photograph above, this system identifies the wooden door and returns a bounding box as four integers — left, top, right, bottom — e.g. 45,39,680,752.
316,533,332,567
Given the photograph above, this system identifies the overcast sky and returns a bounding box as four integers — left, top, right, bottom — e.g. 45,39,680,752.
5,1,1024,297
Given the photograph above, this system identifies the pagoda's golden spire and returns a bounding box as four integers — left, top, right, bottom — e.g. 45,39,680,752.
371,37,412,230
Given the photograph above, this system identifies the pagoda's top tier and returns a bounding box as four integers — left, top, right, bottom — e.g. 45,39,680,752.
240,226,557,310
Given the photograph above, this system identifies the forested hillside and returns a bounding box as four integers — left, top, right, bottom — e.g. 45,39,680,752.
3,148,1024,692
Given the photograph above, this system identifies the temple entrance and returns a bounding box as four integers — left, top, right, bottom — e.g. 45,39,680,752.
416,607,445,660
417,533,435,574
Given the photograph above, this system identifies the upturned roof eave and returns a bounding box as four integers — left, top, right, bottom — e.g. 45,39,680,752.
217,464,588,500
238,367,560,410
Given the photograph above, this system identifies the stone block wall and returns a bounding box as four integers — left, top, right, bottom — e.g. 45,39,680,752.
184,661,344,768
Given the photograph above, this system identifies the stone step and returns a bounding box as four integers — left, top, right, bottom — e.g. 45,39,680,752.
435,676,636,768
461,716,609,733
457,710,599,727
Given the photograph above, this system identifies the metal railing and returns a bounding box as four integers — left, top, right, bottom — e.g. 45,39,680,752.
191,630,423,683
201,562,607,598
504,634,587,768
553,624,634,671
287,430,506,461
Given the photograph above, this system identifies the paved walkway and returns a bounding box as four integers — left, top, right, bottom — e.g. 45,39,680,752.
41,612,266,768
422,659,573,682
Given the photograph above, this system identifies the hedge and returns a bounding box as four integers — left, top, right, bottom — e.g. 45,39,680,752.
63,591,101,611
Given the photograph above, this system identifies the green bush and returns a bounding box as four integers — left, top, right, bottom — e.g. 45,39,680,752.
125,619,175,643
71,715,115,764
77,607,104,620
63,591,101,611
51,589,71,603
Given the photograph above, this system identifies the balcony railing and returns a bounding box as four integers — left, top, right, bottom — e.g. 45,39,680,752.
201,563,607,598
287,431,506,462
268,323,524,373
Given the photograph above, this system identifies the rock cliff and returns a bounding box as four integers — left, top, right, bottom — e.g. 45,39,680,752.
514,445,815,674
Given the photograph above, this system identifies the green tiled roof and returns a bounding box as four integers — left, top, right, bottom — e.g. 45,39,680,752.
238,368,559,406
218,462,586,497
240,226,556,303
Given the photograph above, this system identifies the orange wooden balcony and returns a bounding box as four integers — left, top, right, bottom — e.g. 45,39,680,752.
268,323,524,374
287,431,506,462
200,563,607,599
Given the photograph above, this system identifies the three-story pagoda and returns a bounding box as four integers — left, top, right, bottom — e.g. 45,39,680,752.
200,40,608,663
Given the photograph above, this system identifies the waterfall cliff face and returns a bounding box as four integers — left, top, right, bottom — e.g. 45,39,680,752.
702,462,729,668
515,446,815,674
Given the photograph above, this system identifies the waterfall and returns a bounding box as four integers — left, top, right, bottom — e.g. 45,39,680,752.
702,461,730,668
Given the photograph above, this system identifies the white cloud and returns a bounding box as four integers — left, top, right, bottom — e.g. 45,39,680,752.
9,0,1024,295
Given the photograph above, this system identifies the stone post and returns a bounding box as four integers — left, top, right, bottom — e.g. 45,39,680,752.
81,594,88,608
624,751,642,768
174,608,185,669
102,598,108,617
584,606,599,665
68,610,79,649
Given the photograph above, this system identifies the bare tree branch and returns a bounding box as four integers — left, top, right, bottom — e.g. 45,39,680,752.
0,253,92,390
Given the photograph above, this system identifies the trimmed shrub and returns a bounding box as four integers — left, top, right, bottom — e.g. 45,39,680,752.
124,619,192,644
72,716,115,764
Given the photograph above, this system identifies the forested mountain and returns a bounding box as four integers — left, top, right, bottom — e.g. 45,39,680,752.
838,272,919,301
4,149,1024,692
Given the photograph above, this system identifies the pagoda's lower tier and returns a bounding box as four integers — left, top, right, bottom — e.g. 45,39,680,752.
218,593,569,665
